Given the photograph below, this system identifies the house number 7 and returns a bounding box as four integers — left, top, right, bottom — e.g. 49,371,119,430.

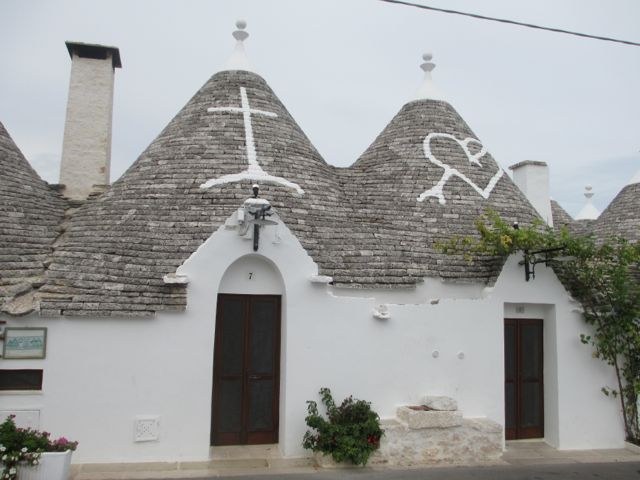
248,272,253,280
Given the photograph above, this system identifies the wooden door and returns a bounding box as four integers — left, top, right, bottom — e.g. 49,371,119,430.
211,294,281,445
504,318,544,440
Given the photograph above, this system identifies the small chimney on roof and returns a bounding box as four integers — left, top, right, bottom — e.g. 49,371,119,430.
59,41,121,200
509,160,553,227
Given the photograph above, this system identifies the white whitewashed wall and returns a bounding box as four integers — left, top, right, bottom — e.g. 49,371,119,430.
0,215,624,463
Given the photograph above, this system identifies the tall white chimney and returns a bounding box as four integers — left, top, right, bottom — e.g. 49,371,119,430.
59,41,121,200
509,160,553,227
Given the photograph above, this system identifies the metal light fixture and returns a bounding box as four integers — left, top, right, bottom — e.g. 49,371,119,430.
513,222,575,281
243,184,277,251
521,246,570,281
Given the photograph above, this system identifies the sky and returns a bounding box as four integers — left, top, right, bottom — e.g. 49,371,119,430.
1,0,638,217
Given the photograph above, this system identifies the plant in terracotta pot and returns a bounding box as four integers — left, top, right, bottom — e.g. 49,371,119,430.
303,387,383,466
0,415,78,480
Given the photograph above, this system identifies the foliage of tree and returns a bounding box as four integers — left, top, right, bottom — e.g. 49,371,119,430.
303,387,383,465
440,211,640,444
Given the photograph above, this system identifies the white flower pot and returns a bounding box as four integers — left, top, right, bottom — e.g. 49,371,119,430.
19,450,72,480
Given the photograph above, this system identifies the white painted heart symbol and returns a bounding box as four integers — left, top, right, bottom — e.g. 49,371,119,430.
417,132,504,204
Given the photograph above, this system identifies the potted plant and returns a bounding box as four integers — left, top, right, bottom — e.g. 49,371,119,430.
303,387,383,466
0,415,78,480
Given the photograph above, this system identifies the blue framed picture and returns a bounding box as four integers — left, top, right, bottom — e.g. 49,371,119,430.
2,328,47,359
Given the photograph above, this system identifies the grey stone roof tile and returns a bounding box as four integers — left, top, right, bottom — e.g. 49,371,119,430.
594,182,639,243
22,70,541,316
549,199,591,236
0,122,67,314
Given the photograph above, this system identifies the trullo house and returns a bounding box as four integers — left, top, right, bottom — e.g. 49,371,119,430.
1,22,638,466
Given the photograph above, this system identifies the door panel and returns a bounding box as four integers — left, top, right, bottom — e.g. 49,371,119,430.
249,299,277,375
220,298,244,376
504,320,517,438
212,294,281,446
248,379,274,430
218,378,242,435
504,318,544,440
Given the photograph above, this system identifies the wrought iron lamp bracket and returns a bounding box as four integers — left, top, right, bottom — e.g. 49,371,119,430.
520,246,568,282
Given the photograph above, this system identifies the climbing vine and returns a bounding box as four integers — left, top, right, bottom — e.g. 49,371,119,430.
440,210,640,444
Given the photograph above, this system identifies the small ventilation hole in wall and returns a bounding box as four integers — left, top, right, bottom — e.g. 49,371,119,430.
134,415,160,442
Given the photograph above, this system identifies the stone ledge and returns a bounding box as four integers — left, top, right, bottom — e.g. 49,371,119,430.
72,456,316,477
76,462,178,473
422,395,458,411
465,417,503,434
397,406,463,429
625,441,640,454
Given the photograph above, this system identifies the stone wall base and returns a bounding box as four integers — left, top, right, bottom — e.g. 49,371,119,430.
370,417,503,466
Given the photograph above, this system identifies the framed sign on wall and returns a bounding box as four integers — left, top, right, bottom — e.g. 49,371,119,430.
2,328,47,359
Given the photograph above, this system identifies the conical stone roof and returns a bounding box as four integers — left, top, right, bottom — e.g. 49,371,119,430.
549,199,594,236
40,70,348,315
0,122,66,313
550,200,575,230
39,57,541,316
346,97,540,283
595,175,640,243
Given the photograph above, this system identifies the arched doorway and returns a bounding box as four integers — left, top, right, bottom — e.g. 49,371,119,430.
211,255,284,446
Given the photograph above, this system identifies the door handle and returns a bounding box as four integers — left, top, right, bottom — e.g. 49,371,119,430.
248,374,261,380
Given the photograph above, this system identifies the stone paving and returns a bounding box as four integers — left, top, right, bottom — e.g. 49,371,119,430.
71,441,640,480
502,440,640,465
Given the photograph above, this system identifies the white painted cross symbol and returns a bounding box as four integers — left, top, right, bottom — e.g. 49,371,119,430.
200,86,304,194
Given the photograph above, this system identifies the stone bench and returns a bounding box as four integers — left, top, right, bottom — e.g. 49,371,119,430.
369,396,503,466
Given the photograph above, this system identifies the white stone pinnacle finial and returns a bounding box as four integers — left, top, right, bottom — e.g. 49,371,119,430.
421,52,435,73
576,184,600,220
233,19,249,42
223,19,255,72
414,51,446,102
584,185,594,200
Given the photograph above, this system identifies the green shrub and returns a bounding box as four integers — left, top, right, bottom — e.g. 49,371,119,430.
303,387,383,465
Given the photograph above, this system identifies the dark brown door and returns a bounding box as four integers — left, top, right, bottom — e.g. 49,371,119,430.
504,318,544,440
211,294,281,446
